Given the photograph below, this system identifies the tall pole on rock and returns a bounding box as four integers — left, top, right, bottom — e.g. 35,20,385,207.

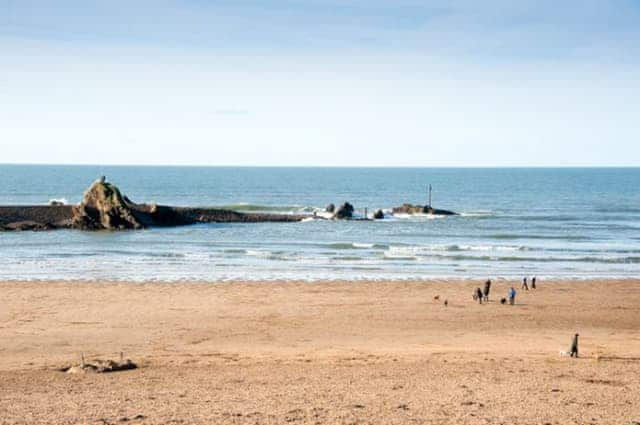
428,184,432,208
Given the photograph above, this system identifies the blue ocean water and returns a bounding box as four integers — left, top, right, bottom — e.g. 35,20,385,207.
0,165,638,281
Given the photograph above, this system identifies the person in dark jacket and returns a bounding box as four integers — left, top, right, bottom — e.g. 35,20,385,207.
522,277,529,290
476,287,484,304
531,276,537,289
570,333,579,357
483,279,492,302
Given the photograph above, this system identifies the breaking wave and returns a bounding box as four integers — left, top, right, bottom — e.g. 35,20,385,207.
328,242,389,250
215,204,315,214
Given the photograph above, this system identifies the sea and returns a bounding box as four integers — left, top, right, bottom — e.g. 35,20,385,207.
0,165,638,281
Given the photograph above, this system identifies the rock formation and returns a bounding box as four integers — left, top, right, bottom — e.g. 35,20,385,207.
71,180,145,230
373,209,385,219
334,202,354,219
392,203,457,216
325,203,336,213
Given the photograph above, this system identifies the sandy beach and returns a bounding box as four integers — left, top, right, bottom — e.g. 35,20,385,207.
1,279,639,424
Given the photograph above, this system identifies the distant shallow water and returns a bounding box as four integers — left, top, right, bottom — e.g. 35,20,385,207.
0,166,639,280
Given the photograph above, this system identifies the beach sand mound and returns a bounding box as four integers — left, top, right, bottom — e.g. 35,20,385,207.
71,181,145,230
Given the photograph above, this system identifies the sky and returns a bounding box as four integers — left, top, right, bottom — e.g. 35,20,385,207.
0,0,639,166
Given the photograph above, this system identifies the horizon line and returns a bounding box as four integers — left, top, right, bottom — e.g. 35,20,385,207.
0,163,639,169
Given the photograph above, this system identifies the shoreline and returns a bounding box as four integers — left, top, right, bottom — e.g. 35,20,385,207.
1,276,638,284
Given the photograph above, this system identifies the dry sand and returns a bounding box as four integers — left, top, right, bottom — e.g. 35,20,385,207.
1,279,639,424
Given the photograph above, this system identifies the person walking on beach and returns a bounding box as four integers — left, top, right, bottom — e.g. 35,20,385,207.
476,287,484,304
531,276,537,289
483,279,492,302
522,277,529,290
508,286,516,305
569,333,579,357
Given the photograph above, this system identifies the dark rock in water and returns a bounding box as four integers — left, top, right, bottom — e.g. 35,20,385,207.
424,206,457,216
373,209,385,219
325,203,336,213
71,181,145,230
334,202,354,219
392,203,457,216
392,204,424,214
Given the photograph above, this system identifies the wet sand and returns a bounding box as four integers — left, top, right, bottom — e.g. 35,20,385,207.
1,279,639,424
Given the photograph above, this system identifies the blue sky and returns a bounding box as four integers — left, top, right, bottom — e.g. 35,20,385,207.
1,0,639,166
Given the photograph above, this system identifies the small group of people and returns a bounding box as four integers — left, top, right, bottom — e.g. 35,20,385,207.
473,276,540,305
473,278,492,304
467,278,580,359
521,276,537,290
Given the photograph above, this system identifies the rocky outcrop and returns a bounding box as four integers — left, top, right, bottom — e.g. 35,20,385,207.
325,203,335,213
71,181,145,230
334,202,354,219
424,206,457,215
373,209,385,219
392,203,457,216
392,204,423,215
0,180,307,231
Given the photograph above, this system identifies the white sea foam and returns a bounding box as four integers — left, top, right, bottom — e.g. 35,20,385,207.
460,211,495,218
392,213,446,220
387,244,525,254
383,249,419,260
457,244,523,252
48,198,68,205
245,250,272,258
310,210,335,219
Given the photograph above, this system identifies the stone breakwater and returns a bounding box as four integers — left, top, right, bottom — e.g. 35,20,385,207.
0,180,304,231
0,204,304,231
0,205,75,231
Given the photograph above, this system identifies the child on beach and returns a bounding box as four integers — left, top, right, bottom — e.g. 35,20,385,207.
531,276,537,289
508,287,516,305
